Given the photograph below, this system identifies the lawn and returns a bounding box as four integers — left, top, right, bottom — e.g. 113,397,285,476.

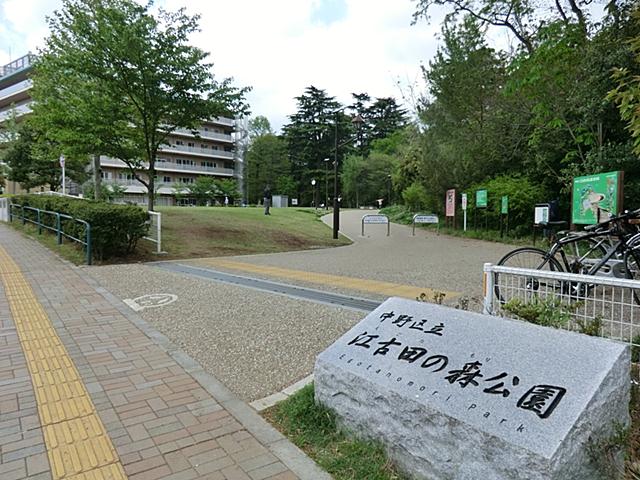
6,206,351,264
143,206,350,260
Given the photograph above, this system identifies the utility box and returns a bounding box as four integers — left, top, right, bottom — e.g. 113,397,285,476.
272,195,289,208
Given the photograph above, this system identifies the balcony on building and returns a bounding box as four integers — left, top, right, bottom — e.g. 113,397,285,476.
158,142,234,159
100,157,235,177
172,127,234,143
0,54,36,82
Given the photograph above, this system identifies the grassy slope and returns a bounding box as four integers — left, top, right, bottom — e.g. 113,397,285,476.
148,206,350,260
6,206,350,264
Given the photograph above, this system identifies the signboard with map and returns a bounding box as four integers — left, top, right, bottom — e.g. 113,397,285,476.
572,171,623,225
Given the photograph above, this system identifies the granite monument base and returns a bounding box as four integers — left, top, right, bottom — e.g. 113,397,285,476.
314,298,630,479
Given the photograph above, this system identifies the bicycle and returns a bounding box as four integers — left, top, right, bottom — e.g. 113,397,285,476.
494,208,640,305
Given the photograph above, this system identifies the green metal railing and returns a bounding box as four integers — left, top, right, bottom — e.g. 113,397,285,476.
9,204,92,265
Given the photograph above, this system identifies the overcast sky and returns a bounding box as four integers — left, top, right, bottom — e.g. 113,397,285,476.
0,0,462,132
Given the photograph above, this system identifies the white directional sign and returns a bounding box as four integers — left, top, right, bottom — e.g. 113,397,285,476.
413,214,439,224
363,215,389,224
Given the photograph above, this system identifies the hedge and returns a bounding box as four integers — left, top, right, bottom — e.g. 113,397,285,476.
10,195,149,260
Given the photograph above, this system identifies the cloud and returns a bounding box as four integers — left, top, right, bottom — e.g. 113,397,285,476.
164,0,445,132
1,0,445,132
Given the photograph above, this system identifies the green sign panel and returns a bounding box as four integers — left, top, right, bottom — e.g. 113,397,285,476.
476,190,487,208
501,196,508,214
572,171,623,225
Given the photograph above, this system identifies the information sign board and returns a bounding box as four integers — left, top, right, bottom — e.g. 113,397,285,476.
476,190,487,208
461,193,467,211
445,189,456,217
534,204,549,225
572,171,623,225
501,196,509,214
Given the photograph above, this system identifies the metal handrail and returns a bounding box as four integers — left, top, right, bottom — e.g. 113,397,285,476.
9,204,92,265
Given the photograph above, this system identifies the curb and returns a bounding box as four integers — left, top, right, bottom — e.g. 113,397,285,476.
250,374,315,412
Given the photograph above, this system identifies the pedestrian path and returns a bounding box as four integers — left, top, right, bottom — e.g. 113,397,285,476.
0,224,327,480
190,257,459,301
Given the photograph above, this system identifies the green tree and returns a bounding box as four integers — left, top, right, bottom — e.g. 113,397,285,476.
402,182,430,212
283,86,356,204
418,17,510,208
248,116,273,139
32,0,249,211
188,176,219,206
609,9,640,156
244,134,290,204
341,152,397,207
3,122,87,191
215,179,240,203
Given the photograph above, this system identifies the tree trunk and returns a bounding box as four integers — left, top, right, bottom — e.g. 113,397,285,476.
93,154,101,200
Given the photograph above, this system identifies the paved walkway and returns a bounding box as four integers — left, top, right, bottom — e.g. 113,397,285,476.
186,209,513,305
0,224,328,480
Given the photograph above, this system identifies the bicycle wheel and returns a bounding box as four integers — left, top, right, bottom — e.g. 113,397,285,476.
623,249,640,305
494,247,563,305
560,236,609,274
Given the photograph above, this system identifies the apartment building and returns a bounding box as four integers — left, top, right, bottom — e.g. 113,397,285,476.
100,119,237,206
0,54,36,194
0,54,240,203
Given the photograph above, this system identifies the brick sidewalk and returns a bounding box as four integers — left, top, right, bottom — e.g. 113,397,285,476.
0,224,329,480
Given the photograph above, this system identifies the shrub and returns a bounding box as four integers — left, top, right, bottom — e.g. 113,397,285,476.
10,194,148,260
402,182,429,212
502,297,574,328
468,175,548,236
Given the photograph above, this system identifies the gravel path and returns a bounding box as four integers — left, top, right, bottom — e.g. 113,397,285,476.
87,211,518,402
86,263,362,402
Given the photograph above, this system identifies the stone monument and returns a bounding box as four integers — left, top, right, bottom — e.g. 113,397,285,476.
314,297,630,479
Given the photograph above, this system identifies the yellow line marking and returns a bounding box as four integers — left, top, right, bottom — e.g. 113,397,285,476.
194,258,460,301
0,246,127,480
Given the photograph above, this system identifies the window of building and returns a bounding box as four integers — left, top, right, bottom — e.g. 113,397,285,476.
211,145,219,150
180,177,194,184
187,142,194,147
201,144,208,149
176,140,184,146
163,176,171,183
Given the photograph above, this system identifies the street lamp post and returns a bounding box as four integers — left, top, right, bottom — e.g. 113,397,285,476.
323,158,329,210
332,112,364,240
387,174,392,207
311,179,317,210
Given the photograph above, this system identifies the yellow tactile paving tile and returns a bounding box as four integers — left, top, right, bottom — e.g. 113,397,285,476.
196,258,460,300
0,246,127,480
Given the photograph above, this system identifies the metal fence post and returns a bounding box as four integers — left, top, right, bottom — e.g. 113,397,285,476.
21,205,26,225
361,217,365,237
482,263,494,315
85,223,92,265
56,214,62,244
37,209,42,234
156,212,162,254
